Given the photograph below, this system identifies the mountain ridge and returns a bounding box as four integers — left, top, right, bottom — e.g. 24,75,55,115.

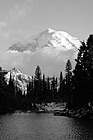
8,28,81,53
5,67,32,93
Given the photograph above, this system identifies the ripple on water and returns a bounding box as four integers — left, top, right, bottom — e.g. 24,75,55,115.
0,113,93,140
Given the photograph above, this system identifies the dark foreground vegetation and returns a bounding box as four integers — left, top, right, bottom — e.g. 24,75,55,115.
0,35,93,118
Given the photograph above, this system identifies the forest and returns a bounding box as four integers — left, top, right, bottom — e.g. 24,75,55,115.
0,35,93,114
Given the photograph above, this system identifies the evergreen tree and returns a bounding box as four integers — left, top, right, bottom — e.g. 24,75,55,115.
8,73,16,110
86,35,93,77
41,74,47,102
16,88,22,110
73,36,93,107
51,76,57,101
46,76,51,102
0,67,2,71
0,69,9,113
34,66,42,103
65,59,73,108
73,42,87,107
58,71,64,101
35,66,42,80
9,73,15,94
60,71,63,84
74,41,88,78
55,77,58,100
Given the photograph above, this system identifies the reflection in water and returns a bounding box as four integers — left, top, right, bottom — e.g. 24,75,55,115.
0,113,93,140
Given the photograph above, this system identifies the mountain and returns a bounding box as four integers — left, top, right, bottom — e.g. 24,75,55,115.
6,28,82,76
5,68,32,93
8,28,81,53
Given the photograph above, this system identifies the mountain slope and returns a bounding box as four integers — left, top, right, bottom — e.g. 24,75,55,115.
5,68,32,93
8,28,81,53
5,29,82,76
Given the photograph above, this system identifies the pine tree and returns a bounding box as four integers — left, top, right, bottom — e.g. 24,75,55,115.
55,77,58,100
35,66,42,80
65,59,72,108
30,76,34,103
51,76,57,101
65,60,72,92
0,68,9,113
74,41,88,78
8,73,16,110
34,66,42,103
46,76,51,102
58,71,64,101
27,76,34,103
73,36,93,107
60,71,63,84
9,73,15,94
73,42,87,106
86,35,93,77
41,74,47,102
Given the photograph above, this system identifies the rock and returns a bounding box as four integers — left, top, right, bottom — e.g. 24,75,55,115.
54,107,93,119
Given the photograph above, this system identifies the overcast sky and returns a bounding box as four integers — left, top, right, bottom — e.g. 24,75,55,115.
0,0,93,51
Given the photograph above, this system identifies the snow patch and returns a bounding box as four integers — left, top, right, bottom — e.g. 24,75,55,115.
5,67,32,94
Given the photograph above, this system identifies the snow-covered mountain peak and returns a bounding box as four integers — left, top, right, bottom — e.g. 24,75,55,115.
47,28,55,33
49,29,81,49
8,28,81,53
11,67,22,74
5,68,32,93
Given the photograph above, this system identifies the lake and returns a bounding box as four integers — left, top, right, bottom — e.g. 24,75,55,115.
0,113,93,140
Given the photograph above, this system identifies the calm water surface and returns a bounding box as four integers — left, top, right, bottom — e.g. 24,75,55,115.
0,113,93,140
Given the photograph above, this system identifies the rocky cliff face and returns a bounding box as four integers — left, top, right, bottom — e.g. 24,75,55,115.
5,68,32,94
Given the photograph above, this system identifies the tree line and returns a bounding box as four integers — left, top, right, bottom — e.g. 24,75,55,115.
0,35,93,114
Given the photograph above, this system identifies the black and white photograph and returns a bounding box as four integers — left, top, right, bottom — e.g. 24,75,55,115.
0,0,93,139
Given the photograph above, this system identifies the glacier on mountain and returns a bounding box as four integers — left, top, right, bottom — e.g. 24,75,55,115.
8,28,81,53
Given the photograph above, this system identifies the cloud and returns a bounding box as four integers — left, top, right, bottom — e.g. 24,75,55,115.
0,46,78,77
0,51,32,70
0,0,38,45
